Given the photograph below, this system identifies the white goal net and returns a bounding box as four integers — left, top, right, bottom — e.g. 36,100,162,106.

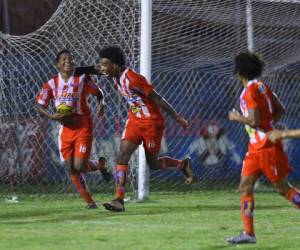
1,0,300,197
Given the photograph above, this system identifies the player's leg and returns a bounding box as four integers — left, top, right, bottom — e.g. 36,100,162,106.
103,139,139,212
262,146,299,207
142,120,194,184
72,136,97,208
145,151,193,184
227,153,259,244
272,177,300,208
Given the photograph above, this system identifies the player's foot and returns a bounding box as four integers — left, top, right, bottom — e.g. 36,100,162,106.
99,157,113,182
102,198,125,212
86,202,98,209
226,232,256,244
182,157,194,184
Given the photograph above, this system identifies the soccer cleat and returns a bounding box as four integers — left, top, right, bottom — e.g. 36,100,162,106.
86,202,98,209
102,199,125,212
99,157,113,182
226,232,257,244
182,157,194,184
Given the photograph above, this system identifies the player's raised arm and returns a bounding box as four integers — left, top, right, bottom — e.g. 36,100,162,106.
148,90,188,129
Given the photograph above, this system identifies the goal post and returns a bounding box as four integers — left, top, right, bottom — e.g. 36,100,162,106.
138,0,152,201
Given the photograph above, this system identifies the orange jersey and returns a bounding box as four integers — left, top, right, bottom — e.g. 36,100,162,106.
239,79,276,152
113,69,163,121
36,73,102,128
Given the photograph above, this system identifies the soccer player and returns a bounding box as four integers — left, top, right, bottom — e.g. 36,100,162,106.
226,51,300,244
91,46,193,212
36,49,112,209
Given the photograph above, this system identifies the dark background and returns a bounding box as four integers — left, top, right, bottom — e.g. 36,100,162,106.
1,0,61,35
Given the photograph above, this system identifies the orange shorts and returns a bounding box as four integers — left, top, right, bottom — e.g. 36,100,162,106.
122,118,164,153
242,145,292,183
58,125,93,162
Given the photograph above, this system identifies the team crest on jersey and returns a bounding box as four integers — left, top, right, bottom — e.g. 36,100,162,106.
258,83,266,93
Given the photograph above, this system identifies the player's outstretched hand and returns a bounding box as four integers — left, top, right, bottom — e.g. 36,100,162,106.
177,114,189,129
266,129,284,143
228,108,241,121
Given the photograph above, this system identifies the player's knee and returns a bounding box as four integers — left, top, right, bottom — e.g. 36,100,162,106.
69,167,79,175
117,152,130,165
73,162,85,173
239,183,253,195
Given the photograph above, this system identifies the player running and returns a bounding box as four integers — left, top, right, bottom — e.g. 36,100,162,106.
36,49,112,209
226,51,300,244
85,46,193,212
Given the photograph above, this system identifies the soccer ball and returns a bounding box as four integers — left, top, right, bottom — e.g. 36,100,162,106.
56,103,74,115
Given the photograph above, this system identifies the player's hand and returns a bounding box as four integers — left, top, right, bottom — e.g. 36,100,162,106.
51,113,79,126
266,129,284,143
228,109,241,121
176,114,189,129
50,113,68,121
96,103,105,117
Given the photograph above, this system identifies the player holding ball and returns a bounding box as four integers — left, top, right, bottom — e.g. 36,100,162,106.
36,49,112,209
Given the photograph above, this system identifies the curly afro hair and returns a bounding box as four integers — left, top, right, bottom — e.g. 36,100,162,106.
98,46,126,67
234,51,265,80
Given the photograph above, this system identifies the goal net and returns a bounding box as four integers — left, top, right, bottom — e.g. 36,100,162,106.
1,0,300,198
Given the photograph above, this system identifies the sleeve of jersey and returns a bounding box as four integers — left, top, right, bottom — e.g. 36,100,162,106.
84,75,102,96
129,74,154,96
244,86,259,109
36,83,53,107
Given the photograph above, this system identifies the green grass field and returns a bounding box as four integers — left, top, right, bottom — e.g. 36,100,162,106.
0,191,299,250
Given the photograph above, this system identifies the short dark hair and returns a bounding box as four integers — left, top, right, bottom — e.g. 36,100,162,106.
55,49,73,63
98,46,126,67
234,51,265,80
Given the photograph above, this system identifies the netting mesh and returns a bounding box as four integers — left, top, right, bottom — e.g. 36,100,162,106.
1,0,300,197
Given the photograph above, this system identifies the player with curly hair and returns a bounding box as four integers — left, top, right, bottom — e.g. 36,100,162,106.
91,46,194,212
227,51,300,244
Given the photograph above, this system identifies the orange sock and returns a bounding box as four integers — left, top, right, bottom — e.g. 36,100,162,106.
116,186,126,200
241,194,255,236
159,156,183,170
286,186,300,208
70,174,94,204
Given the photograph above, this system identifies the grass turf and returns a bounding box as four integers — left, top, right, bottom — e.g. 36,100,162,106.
0,191,299,250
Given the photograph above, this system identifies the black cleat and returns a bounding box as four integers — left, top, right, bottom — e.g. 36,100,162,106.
86,202,98,209
182,157,194,184
102,199,125,212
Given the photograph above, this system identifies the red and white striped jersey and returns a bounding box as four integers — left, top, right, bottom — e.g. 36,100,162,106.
239,79,275,151
36,73,101,116
113,68,163,121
